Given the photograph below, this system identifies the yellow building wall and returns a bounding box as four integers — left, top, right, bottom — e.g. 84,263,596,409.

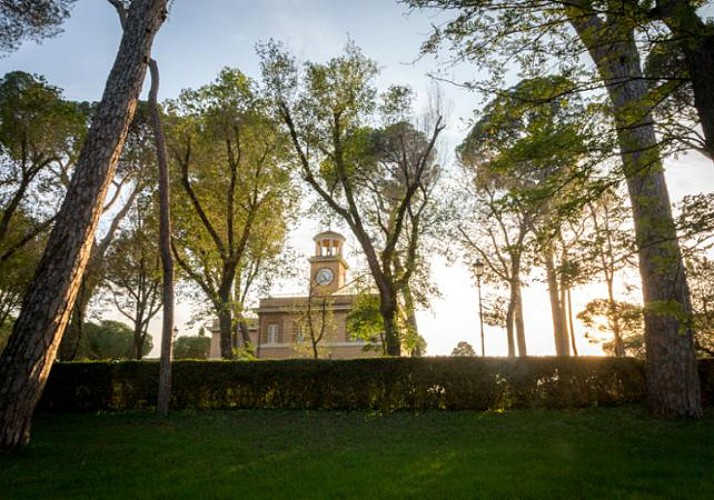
251,295,380,359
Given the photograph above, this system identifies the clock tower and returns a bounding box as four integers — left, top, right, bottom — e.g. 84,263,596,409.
309,230,349,294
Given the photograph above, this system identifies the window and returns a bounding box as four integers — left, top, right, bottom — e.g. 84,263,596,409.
295,324,305,342
267,324,279,344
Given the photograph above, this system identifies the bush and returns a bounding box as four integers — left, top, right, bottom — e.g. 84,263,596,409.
174,336,211,359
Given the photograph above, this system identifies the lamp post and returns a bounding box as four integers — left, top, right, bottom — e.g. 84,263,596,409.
474,259,485,357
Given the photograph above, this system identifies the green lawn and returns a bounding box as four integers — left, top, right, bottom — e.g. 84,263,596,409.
1,406,713,499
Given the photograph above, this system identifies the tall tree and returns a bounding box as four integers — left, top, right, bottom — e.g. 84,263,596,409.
168,68,298,359
0,210,45,330
72,319,152,360
0,0,168,450
0,71,84,260
457,76,593,357
149,58,174,417
455,182,530,357
100,194,162,360
0,0,76,53
108,0,175,422
451,340,476,356
406,0,701,416
580,188,638,356
578,298,646,357
59,104,154,360
259,41,445,356
569,0,700,415
650,0,714,159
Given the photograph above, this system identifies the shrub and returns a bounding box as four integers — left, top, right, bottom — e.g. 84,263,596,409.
174,336,211,359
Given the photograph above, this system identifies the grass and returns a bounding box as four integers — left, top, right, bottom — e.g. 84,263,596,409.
1,406,713,499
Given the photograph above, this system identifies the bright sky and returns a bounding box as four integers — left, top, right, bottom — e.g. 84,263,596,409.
2,0,712,356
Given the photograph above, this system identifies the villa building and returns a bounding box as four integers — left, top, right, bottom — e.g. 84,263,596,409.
209,231,380,359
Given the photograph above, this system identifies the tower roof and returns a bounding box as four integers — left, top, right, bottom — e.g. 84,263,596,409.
313,230,346,242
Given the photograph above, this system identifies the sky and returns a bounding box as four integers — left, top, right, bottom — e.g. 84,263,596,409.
2,0,713,356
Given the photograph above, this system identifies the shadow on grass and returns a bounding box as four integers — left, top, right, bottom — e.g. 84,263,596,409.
2,406,713,499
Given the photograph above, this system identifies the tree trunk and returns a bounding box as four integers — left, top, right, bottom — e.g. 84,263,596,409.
217,301,234,360
566,287,578,356
505,282,516,357
148,56,175,417
545,247,569,356
570,7,701,416
236,316,253,353
560,283,570,351
132,311,145,360
513,277,527,357
606,278,626,357
379,287,400,356
0,0,167,450
401,281,421,356
58,281,88,360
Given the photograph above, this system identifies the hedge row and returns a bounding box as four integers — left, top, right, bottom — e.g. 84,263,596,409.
38,357,714,413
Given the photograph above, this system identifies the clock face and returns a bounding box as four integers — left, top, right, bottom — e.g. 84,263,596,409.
315,267,334,286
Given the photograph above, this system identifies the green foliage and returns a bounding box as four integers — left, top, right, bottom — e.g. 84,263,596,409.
0,71,84,164
100,191,163,359
37,357,663,412
0,210,46,326
0,1,76,53
167,67,299,353
174,336,211,360
686,255,714,357
259,40,446,356
677,193,714,250
0,72,86,320
458,76,596,217
451,341,476,357
346,292,384,347
73,320,153,360
578,299,645,358
456,76,600,357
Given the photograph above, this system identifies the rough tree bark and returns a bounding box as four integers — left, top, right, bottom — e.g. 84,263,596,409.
0,0,168,450
570,2,701,416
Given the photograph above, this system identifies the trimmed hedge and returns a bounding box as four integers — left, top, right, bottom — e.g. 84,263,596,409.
34,356,668,412
37,357,714,413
